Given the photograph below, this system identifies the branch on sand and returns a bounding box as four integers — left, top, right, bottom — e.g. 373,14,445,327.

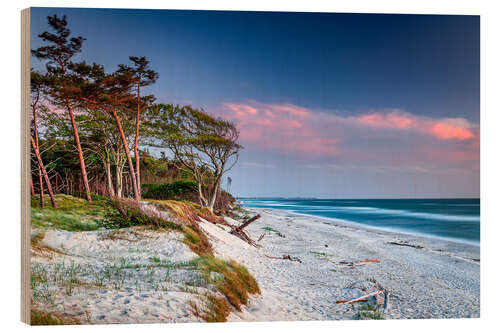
338,259,381,267
337,282,392,312
264,254,302,263
229,214,261,247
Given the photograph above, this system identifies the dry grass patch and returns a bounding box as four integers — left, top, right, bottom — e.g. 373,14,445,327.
188,295,231,322
149,200,225,225
194,256,260,312
30,309,81,325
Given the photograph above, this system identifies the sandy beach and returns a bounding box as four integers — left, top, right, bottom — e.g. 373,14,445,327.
220,207,480,320
30,203,479,323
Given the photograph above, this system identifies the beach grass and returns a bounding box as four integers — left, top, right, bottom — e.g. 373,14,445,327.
30,194,119,231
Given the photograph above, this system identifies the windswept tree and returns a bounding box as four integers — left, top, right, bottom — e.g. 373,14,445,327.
150,104,242,212
117,57,158,197
31,14,92,202
70,62,141,201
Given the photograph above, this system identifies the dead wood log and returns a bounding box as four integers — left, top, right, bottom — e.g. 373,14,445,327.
229,214,262,247
388,241,423,249
264,254,302,263
235,214,261,232
338,259,380,267
337,282,392,313
258,233,265,242
337,290,383,305
355,259,380,264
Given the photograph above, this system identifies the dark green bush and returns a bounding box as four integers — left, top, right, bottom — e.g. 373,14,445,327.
141,180,198,200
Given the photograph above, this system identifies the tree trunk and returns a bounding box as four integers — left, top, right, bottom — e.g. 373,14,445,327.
197,180,208,207
115,163,123,198
208,180,220,212
29,173,35,196
30,136,57,208
111,108,140,201
32,96,45,207
104,157,115,197
207,172,223,212
65,101,92,202
38,165,45,208
134,82,142,197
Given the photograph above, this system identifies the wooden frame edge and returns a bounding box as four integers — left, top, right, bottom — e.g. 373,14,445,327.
21,7,31,325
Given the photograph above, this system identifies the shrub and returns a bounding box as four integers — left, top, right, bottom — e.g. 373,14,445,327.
141,180,198,200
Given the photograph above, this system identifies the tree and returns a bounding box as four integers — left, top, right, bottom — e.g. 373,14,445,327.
78,106,132,198
150,104,242,212
31,70,50,207
30,136,57,208
117,56,158,198
71,62,141,201
31,14,93,202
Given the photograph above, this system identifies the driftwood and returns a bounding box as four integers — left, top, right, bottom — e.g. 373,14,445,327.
229,214,261,247
234,214,261,232
336,290,383,304
337,282,392,312
338,259,381,267
388,241,423,249
265,254,302,263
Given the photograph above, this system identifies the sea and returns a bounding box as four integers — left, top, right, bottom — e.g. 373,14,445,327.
239,198,480,245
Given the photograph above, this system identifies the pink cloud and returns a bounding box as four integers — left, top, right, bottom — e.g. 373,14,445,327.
430,122,474,140
358,113,414,129
218,101,339,157
354,110,475,141
214,101,479,167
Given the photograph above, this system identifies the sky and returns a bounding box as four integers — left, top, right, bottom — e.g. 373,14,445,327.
30,8,480,198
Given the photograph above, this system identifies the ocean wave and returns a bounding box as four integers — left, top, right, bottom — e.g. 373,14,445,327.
336,206,480,222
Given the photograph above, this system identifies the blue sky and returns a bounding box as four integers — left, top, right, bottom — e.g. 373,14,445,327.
31,8,480,198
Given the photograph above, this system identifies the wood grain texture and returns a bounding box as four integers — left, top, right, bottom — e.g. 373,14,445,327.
20,7,31,325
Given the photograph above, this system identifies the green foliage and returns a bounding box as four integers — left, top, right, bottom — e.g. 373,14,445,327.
141,180,198,200
30,194,118,231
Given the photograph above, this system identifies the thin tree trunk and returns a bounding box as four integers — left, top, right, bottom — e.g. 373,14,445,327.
134,82,142,197
32,95,45,207
30,136,57,208
208,179,221,212
104,157,115,197
65,101,92,202
197,180,208,207
38,166,45,208
111,108,140,201
29,173,35,196
115,163,123,198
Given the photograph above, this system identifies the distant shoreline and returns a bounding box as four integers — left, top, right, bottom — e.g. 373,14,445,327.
242,204,480,247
